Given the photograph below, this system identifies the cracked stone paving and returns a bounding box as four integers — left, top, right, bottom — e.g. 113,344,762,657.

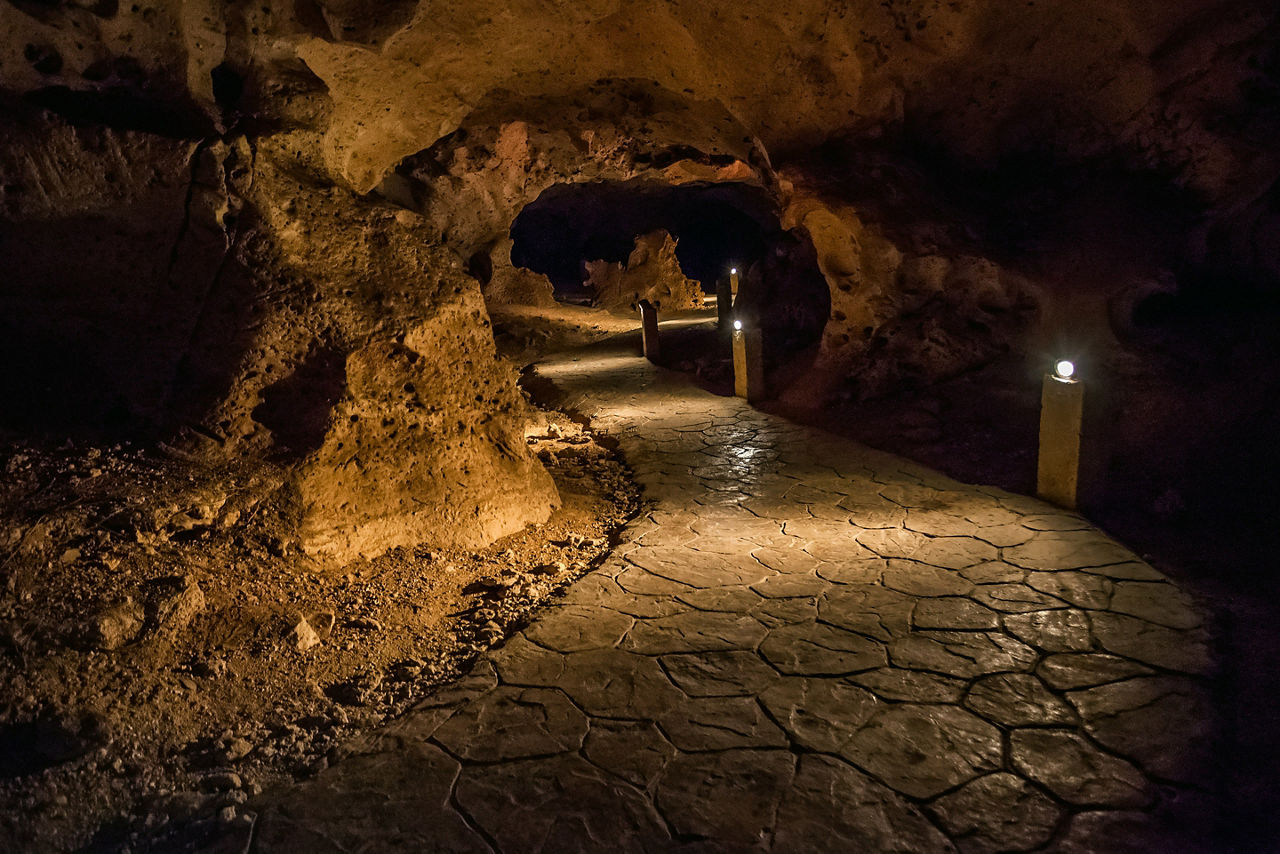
244,327,1220,853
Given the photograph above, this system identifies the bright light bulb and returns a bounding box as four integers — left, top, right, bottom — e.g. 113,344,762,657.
733,320,743,331
1054,359,1076,380
730,267,738,276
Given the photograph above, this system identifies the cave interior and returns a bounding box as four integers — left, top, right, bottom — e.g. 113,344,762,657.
1,0,1279,850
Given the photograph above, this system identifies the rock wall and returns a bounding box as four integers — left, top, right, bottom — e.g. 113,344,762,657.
0,107,558,564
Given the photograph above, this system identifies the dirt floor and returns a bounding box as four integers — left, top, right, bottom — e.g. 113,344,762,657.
0,344,641,852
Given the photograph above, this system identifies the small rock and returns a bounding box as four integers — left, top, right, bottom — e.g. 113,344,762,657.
289,617,322,651
308,610,336,640
87,599,144,650
155,579,205,636
223,738,253,762
199,771,242,792
59,548,81,566
348,617,384,631
218,806,237,823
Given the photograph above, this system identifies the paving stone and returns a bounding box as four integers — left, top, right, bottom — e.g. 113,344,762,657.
456,754,671,852
883,560,973,597
1090,613,1214,675
760,621,888,675
624,610,769,654
1108,581,1202,629
815,557,887,585
685,534,760,555
253,742,482,853
858,527,933,559
1020,513,1090,531
964,507,1023,527
1087,561,1165,581
659,696,788,751
759,677,879,752
959,561,1025,584
523,604,634,653
914,537,999,570
556,649,685,719
837,498,907,528
750,546,822,574
1003,609,1093,652
1026,571,1112,609
775,755,954,852
431,686,588,762
928,772,1062,854
849,667,968,703
677,585,764,612
389,660,500,742
616,566,696,596
964,673,1076,726
751,573,828,598
1004,531,1135,570
969,583,1067,613
655,750,796,846
629,547,773,588
1068,676,1217,783
889,631,1038,679
635,526,698,547
660,650,780,697
1010,729,1152,807
784,518,860,543
817,586,915,641
1037,653,1155,690
751,596,820,628
492,634,566,686
905,509,981,538
912,597,1000,630
582,719,676,789
845,704,1003,798
802,536,879,563
971,524,1036,548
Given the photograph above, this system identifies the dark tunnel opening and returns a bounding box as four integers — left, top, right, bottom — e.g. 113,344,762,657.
508,180,832,363
511,180,775,296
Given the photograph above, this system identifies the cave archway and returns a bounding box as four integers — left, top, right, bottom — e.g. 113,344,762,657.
508,179,831,362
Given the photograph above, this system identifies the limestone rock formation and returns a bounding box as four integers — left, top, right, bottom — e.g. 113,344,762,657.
585,230,704,315
481,238,556,308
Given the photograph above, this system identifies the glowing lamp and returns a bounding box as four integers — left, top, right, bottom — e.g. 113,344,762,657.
1054,359,1076,381
730,267,738,276
733,319,743,331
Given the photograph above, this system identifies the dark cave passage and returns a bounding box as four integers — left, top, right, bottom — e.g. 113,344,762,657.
508,179,832,365
510,180,776,296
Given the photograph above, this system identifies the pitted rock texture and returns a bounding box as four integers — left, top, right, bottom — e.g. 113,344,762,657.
249,325,1220,852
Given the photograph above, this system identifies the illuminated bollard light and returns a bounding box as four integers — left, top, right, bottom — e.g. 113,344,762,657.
717,266,736,332
638,299,659,362
732,319,765,403
1037,359,1083,508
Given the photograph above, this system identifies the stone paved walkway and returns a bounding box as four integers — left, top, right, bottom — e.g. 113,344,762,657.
250,329,1221,853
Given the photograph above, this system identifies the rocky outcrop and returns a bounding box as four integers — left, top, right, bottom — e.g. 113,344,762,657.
585,231,704,315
